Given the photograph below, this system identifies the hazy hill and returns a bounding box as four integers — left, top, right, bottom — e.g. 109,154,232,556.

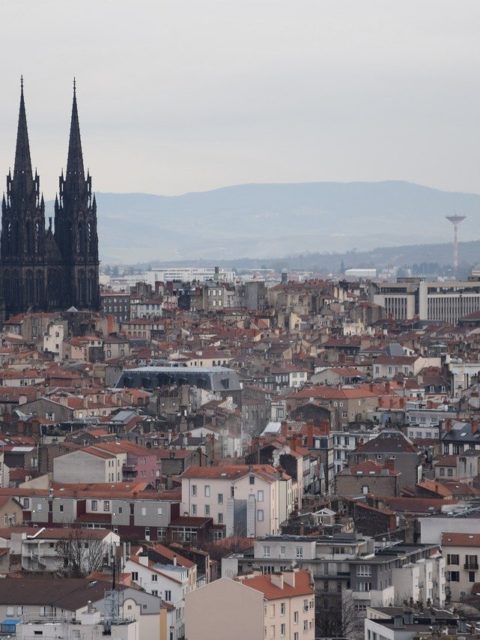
48,180,480,263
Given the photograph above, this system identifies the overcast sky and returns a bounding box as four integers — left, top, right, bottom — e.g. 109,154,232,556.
0,0,479,198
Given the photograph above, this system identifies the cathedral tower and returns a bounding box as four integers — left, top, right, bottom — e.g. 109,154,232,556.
0,80,100,320
55,81,100,310
0,79,50,317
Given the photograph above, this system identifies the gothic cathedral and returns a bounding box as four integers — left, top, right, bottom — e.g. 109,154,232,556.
0,80,100,320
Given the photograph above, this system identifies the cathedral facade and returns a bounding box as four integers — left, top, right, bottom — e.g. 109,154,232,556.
0,81,100,320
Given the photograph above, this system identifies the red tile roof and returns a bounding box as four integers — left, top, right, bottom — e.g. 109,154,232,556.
236,569,313,600
442,533,480,547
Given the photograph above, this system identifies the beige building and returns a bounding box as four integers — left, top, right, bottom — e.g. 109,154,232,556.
443,532,480,601
0,496,22,527
53,446,126,484
185,569,315,640
181,464,294,537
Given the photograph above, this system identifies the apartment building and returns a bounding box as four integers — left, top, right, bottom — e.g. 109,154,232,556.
223,534,445,637
0,485,179,542
21,527,119,573
349,429,422,490
332,427,379,474
100,291,131,323
442,532,480,601
373,278,480,324
335,461,401,497
433,451,480,485
180,465,294,537
53,446,126,484
0,577,161,640
365,608,463,640
287,385,378,429
185,569,315,640
125,548,191,640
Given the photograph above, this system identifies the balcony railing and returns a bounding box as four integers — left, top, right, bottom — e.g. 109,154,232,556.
464,561,479,570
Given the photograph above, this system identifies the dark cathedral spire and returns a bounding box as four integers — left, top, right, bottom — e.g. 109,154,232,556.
0,80,99,320
13,77,33,186
66,79,85,186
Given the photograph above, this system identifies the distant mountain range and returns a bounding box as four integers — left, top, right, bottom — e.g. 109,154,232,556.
47,180,480,265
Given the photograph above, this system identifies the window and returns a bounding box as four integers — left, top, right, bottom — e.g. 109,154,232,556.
303,620,308,631
449,571,460,582
293,610,298,622
141,507,147,516
218,513,223,524
257,490,264,502
165,590,172,601
191,484,197,497
294,634,299,640
249,475,255,485
470,571,476,583
280,623,286,636
218,493,223,504
257,509,264,522
447,554,459,565
280,546,286,557
296,546,303,559
465,554,478,569
131,572,138,581
204,485,211,497
152,574,158,582
205,505,210,516
191,504,197,515
157,507,163,515
263,545,271,558
59,504,64,512
104,501,110,512
358,581,372,591
357,565,372,577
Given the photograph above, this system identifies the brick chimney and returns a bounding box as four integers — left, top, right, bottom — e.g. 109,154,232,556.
384,459,396,473
307,423,314,449
444,419,452,433
290,435,297,452
472,421,479,435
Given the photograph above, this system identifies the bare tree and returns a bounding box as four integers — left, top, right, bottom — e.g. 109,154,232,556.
55,530,109,578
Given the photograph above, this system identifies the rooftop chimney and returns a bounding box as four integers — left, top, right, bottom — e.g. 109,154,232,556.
270,573,284,590
283,569,297,588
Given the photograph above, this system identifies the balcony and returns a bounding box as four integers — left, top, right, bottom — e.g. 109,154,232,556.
464,561,479,571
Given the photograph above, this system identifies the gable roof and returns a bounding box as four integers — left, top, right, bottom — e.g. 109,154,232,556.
236,570,313,600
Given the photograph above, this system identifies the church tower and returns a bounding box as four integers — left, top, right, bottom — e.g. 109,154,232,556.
54,82,100,310
0,79,50,317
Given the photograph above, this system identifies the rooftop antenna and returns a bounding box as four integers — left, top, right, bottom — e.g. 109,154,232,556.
446,214,466,273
